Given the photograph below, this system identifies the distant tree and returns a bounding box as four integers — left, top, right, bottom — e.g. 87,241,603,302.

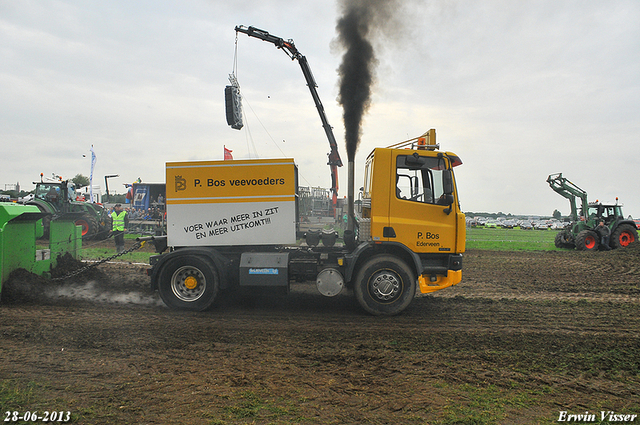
553,209,562,220
72,174,90,188
106,193,127,204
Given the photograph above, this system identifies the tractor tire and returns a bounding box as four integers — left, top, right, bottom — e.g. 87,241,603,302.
92,215,111,240
157,255,219,311
354,254,416,316
75,215,98,240
554,231,574,249
95,215,113,240
40,215,52,239
610,224,638,249
27,201,52,238
575,230,599,251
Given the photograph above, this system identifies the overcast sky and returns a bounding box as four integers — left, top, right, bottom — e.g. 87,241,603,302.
2,0,639,217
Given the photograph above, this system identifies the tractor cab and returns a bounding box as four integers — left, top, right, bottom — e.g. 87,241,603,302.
27,178,111,241
587,202,624,226
34,181,76,209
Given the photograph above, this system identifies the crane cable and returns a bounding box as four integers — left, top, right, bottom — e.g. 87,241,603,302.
231,33,259,158
231,34,312,187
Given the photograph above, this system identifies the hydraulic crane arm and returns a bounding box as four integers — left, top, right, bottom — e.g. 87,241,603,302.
235,25,343,208
547,173,589,222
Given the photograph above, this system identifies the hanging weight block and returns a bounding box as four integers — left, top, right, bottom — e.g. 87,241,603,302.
225,85,244,130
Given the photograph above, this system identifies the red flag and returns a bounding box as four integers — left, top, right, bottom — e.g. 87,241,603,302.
224,146,233,160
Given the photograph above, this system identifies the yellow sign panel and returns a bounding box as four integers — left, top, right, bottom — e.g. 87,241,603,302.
166,158,296,204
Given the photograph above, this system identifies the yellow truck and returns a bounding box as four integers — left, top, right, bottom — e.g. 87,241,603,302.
146,130,465,315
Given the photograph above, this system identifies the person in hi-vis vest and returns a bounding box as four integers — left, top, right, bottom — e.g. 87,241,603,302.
110,204,129,253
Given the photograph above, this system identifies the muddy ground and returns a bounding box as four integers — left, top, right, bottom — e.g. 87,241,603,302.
1,243,639,424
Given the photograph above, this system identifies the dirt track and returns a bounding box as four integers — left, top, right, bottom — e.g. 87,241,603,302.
1,246,639,424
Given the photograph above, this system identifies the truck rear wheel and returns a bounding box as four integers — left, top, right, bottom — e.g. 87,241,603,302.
575,230,599,251
354,254,416,316
611,224,638,249
157,255,219,311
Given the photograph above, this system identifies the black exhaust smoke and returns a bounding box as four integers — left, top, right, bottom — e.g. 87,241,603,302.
335,0,398,232
336,2,376,163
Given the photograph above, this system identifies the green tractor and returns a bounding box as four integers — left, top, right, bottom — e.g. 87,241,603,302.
547,173,638,251
25,177,111,241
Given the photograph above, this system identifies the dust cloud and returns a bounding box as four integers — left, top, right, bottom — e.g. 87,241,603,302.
1,257,162,307
46,281,163,307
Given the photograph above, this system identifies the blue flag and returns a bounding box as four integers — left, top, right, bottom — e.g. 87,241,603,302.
89,145,97,202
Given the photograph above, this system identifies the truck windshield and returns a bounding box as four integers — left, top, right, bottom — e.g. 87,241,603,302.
395,155,449,205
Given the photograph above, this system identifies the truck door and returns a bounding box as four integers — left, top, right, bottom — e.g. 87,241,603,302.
389,152,459,253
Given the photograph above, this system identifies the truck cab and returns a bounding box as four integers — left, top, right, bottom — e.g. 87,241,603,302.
362,148,464,251
358,134,465,298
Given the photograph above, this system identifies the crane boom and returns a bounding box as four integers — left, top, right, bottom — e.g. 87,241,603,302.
234,25,343,210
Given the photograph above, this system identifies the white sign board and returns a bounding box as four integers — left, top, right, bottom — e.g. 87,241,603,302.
166,158,297,247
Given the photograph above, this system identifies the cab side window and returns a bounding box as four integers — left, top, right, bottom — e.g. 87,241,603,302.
396,155,447,205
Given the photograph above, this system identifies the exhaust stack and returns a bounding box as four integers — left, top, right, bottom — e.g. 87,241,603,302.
342,159,357,251
347,160,355,232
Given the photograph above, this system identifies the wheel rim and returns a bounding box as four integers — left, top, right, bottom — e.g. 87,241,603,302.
368,269,402,303
171,265,206,302
619,231,634,247
585,235,596,249
76,219,90,236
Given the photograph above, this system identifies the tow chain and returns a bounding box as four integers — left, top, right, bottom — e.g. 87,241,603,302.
51,240,146,281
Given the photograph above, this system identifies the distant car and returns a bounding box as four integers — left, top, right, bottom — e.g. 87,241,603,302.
501,220,517,229
485,222,498,228
533,221,549,230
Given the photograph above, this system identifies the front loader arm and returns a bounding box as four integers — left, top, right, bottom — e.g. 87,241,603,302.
547,173,589,222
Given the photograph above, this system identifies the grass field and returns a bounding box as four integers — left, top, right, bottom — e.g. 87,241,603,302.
465,226,559,251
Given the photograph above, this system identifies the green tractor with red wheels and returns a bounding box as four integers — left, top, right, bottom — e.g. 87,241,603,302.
25,177,111,241
547,173,638,251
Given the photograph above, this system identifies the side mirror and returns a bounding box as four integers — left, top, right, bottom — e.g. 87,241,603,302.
443,169,454,195
442,194,455,215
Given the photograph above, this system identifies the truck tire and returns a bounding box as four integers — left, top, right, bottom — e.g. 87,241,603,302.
575,230,599,251
611,224,638,249
354,254,416,316
157,255,219,311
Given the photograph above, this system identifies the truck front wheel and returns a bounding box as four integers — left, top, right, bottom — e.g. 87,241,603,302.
354,255,416,316
157,255,219,311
